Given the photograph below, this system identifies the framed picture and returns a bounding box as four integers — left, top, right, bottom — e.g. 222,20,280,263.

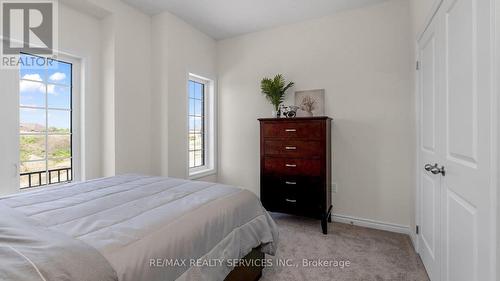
295,89,325,117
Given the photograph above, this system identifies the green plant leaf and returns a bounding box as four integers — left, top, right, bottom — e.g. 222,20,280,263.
260,74,294,111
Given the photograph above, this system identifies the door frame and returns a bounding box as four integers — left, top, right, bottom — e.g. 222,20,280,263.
494,0,499,278
414,1,499,281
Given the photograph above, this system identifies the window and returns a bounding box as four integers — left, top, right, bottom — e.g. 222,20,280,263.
188,74,215,178
188,79,205,168
19,54,74,189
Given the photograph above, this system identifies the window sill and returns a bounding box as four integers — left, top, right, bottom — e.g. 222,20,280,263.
189,168,217,180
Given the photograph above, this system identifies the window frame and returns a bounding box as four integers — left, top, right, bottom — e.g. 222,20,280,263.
187,73,216,179
18,53,81,189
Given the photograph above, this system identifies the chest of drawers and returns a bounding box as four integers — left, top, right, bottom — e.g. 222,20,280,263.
259,117,332,234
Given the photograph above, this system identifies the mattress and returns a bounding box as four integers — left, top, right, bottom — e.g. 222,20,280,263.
0,175,279,281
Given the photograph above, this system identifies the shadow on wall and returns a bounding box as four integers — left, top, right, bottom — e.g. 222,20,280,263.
331,118,386,218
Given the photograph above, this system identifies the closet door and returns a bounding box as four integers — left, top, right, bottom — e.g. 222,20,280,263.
417,15,443,281
439,0,495,280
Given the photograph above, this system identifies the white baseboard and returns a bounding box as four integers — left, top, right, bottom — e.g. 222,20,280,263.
332,213,411,236
409,232,418,250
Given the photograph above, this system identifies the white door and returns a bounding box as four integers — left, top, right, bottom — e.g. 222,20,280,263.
417,14,442,281
438,0,495,280
417,0,496,281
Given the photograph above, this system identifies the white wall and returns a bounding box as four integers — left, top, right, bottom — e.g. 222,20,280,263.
0,68,19,196
217,0,414,227
496,0,500,276
112,6,152,175
64,0,153,175
101,15,116,177
409,0,440,37
58,3,103,181
151,11,217,179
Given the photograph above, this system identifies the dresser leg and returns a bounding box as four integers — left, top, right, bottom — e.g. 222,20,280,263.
321,217,328,234
321,205,333,234
327,205,333,223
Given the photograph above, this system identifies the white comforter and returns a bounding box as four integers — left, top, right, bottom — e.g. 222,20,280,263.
0,175,279,281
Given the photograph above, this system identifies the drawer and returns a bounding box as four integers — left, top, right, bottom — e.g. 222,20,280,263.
261,179,324,218
263,158,321,176
262,121,323,139
262,175,323,191
261,185,299,213
264,140,322,158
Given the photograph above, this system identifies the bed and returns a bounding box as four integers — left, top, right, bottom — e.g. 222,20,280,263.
0,175,279,281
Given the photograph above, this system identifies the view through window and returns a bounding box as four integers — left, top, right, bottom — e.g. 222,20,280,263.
188,79,205,168
19,54,73,189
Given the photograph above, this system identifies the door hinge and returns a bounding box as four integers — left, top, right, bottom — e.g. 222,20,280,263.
416,225,420,234
416,61,420,70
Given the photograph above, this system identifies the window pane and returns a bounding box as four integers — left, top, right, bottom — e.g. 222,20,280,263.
189,81,195,98
194,99,202,116
19,54,46,82
189,99,195,115
188,116,193,131
48,158,71,169
48,135,71,159
47,85,71,109
194,133,203,150
194,150,203,167
20,108,46,133
20,80,45,107
189,151,195,168
20,160,46,174
20,171,47,188
195,83,203,99
47,60,71,85
48,169,71,183
193,117,202,132
48,159,72,182
20,175,30,189
18,55,74,188
31,172,47,187
20,135,46,162
189,133,195,150
189,116,202,131
48,110,70,133
188,78,208,170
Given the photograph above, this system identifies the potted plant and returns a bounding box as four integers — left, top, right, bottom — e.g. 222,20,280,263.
260,74,294,118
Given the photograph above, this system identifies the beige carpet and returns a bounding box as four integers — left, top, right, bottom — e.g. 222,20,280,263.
262,213,429,281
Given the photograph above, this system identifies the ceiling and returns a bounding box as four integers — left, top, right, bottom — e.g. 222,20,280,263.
121,0,389,40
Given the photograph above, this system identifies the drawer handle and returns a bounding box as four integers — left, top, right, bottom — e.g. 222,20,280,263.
285,199,297,203
285,146,297,150
285,129,297,132
285,181,297,185
285,164,297,167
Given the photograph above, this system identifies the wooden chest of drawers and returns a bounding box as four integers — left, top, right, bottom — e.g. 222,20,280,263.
259,117,332,234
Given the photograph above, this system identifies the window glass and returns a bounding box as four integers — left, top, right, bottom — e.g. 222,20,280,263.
188,80,205,168
19,54,73,189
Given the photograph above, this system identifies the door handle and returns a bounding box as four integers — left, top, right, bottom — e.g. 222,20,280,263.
424,164,433,171
285,146,297,150
431,165,446,176
285,164,297,168
285,199,297,203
